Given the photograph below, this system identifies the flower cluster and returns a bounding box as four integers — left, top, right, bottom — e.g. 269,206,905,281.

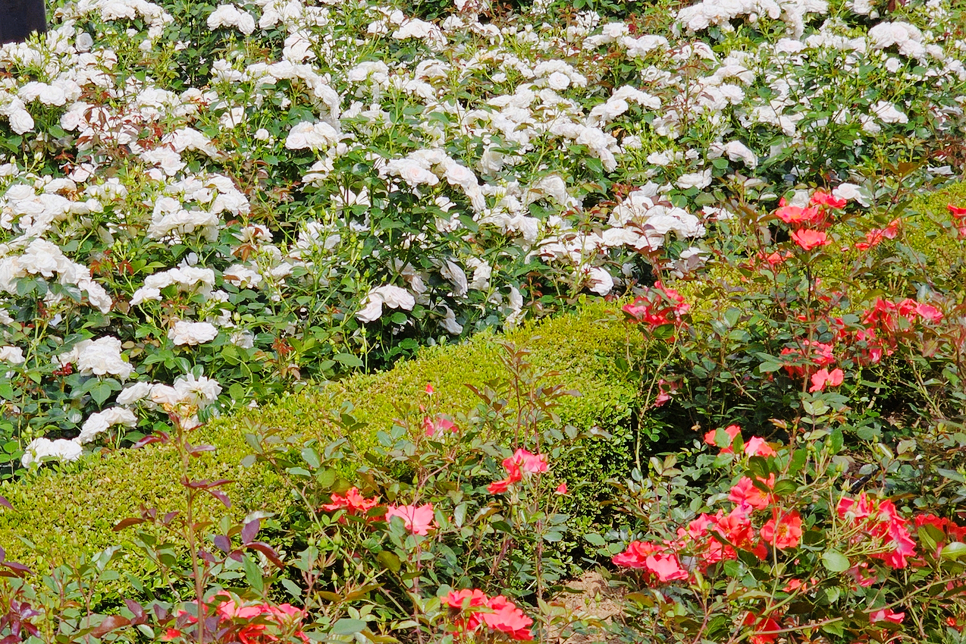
487,448,548,494
780,340,836,380
703,424,776,457
611,541,689,582
442,589,533,641
321,487,379,517
320,489,434,535
622,283,690,329
774,191,846,251
854,218,901,251
837,493,917,569
615,425,804,591
162,596,309,644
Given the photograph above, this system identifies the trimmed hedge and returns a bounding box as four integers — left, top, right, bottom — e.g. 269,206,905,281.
904,180,966,281
0,298,646,576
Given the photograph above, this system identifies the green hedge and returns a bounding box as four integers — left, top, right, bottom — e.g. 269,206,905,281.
0,298,646,576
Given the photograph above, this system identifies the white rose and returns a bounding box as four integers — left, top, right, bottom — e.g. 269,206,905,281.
676,169,713,190
168,321,219,346
76,407,138,444
117,381,153,405
585,267,614,295
0,346,25,364
77,337,133,379
21,438,83,467
397,162,439,188
356,285,416,322
547,72,570,90
7,109,34,134
174,373,222,406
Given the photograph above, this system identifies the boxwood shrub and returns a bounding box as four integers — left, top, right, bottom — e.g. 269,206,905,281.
0,298,648,581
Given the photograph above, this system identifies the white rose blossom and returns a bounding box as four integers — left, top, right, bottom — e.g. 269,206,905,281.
21,438,83,467
168,321,219,346
76,407,138,444
356,285,416,323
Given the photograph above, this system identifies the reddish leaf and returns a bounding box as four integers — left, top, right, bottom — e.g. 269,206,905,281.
245,542,284,568
162,511,180,525
0,546,5,562
113,517,146,532
152,603,170,621
1,561,31,576
124,599,145,622
213,535,231,553
184,478,232,490
208,489,231,508
187,443,216,457
90,615,131,637
133,432,170,449
241,519,260,544
0,495,12,510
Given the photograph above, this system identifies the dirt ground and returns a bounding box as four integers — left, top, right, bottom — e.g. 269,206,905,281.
547,571,627,644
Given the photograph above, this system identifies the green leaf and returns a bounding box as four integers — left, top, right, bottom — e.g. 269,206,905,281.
822,550,850,572
315,468,337,488
281,578,302,599
828,427,844,454
936,469,965,483
331,619,367,635
584,533,606,547
771,480,798,496
244,556,264,594
334,353,364,368
821,620,845,637
90,380,114,407
940,542,966,559
300,448,320,469
453,503,467,528
377,551,401,573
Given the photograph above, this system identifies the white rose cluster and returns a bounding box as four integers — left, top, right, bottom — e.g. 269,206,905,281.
607,187,706,251
868,22,926,60
130,264,217,306
207,4,257,34
56,336,134,379
0,239,112,313
285,121,343,151
677,0,828,38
